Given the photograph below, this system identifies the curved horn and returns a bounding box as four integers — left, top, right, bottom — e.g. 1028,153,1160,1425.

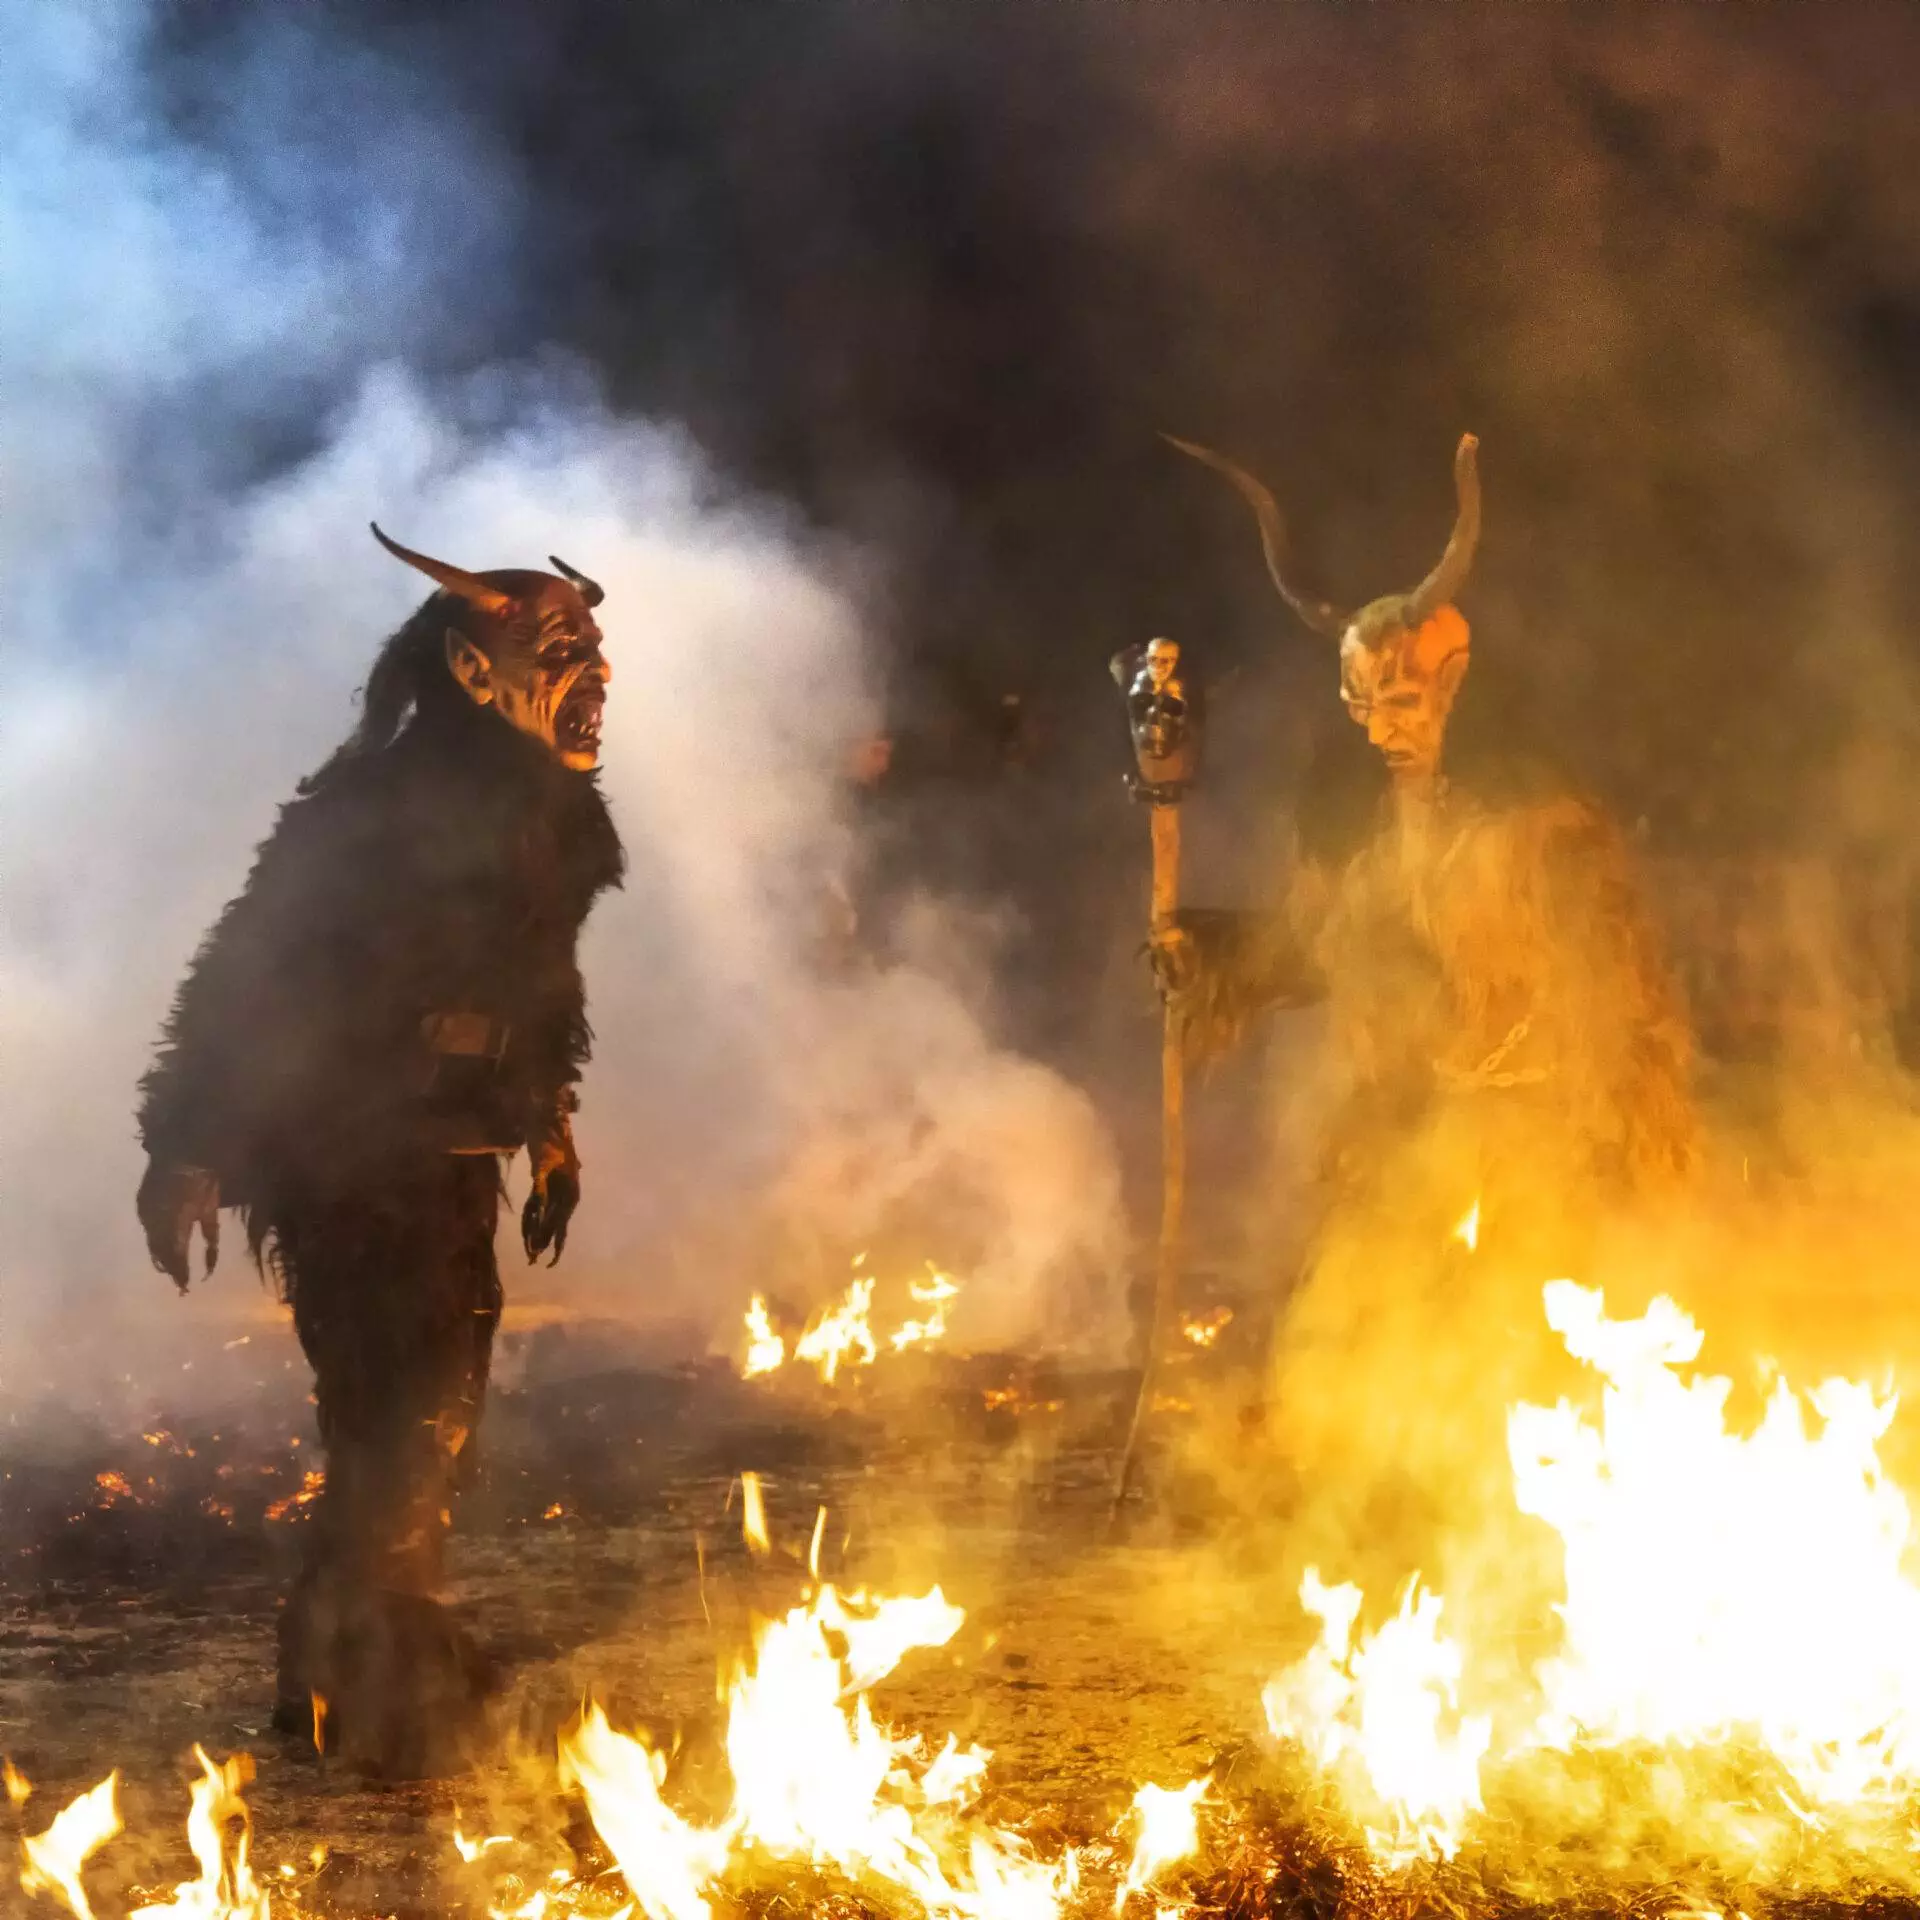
369,523,515,617
1401,434,1481,625
547,554,605,608
1162,434,1346,638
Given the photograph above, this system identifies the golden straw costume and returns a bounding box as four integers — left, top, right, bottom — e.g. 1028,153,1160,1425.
1164,434,1694,1562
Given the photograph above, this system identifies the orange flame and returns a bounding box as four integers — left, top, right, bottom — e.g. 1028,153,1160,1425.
20,1774,120,1920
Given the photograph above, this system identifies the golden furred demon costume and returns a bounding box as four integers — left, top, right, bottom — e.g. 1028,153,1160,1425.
136,529,621,1776
1164,434,1694,1563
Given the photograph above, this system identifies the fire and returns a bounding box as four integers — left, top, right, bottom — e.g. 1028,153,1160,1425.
451,1823,511,1865
552,1504,1084,1920
1114,1779,1208,1910
740,1264,965,1384
1266,1275,1920,1871
1514,1279,1920,1804
19,1774,121,1920
128,1748,267,1918
892,1267,962,1352
263,1470,323,1523
6,1757,32,1807
794,1275,878,1384
1263,1572,1489,1865
558,1703,732,1920
742,1295,785,1377
738,1470,770,1554
1452,1199,1480,1251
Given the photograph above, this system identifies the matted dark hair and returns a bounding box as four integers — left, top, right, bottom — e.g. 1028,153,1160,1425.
300,593,472,793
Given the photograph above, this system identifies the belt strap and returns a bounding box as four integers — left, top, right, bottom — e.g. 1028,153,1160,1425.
420,1012,511,1061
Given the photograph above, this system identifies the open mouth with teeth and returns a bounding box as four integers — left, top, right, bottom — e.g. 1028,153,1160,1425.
555,689,605,761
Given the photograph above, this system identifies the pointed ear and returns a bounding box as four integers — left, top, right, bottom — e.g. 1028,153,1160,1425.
1435,646,1471,705
445,626,495,706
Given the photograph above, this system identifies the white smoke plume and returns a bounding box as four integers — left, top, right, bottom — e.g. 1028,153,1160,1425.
0,4,1126,1419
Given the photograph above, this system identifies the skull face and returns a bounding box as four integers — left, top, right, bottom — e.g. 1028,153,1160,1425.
1144,636,1181,690
443,575,612,772
1338,603,1469,782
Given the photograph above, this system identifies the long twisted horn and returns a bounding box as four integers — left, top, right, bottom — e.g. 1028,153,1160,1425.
1401,434,1480,625
547,554,605,608
369,523,516,617
1162,434,1347,638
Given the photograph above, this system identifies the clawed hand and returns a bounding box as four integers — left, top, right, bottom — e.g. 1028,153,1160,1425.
137,1159,221,1293
521,1114,580,1266
1146,923,1197,997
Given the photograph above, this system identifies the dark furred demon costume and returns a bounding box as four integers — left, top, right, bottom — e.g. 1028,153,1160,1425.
136,529,621,1776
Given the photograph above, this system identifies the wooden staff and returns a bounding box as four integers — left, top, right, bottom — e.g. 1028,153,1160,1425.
1107,639,1199,1523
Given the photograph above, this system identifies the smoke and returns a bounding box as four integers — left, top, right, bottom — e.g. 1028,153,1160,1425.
15,0,1920,1467
0,2,1126,1418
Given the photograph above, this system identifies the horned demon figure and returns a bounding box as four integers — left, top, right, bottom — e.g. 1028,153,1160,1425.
1162,434,1694,1547
136,527,621,1776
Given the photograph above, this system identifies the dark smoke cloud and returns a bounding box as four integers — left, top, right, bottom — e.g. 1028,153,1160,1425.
289,1,1920,836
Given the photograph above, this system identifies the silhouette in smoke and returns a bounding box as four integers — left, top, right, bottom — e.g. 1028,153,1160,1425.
1154,433,1694,1466
135,526,622,1777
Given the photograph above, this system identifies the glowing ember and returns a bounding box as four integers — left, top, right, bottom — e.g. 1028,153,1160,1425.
263,1470,324,1523
980,1385,1063,1417
5,1757,31,1808
19,1774,121,1920
1178,1308,1231,1350
1263,1572,1489,1864
1114,1779,1207,1910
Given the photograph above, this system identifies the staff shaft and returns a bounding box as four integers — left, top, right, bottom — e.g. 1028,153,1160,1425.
1112,802,1185,1521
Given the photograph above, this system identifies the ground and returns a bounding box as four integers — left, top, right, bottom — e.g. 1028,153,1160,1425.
0,1325,1308,1918
12,1316,1916,1920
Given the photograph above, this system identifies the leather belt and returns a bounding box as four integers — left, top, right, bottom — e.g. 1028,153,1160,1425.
420,1011,511,1061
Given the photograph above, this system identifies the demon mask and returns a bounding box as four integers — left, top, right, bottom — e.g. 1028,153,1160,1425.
371,525,613,770
1167,433,1480,786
